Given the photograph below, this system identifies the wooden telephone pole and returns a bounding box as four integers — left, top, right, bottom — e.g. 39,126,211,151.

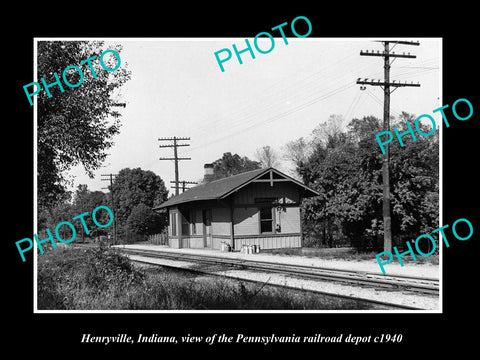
101,173,118,245
357,40,420,253
158,137,191,195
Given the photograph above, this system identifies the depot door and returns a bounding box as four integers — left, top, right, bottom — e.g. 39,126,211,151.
203,209,212,248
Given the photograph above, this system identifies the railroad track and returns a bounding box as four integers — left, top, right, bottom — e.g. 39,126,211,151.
117,247,439,296
126,253,427,310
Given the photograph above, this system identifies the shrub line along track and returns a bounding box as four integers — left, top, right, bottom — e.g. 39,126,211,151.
116,247,439,310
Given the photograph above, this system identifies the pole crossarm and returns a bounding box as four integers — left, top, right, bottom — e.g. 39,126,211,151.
360,50,417,59
158,136,192,195
158,137,190,141
375,40,420,46
159,144,190,148
356,80,420,87
170,180,197,192
159,157,191,161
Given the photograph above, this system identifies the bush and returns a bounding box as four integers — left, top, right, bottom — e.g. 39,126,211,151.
37,247,144,309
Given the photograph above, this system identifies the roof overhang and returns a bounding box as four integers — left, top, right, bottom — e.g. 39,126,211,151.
153,167,319,210
219,168,319,199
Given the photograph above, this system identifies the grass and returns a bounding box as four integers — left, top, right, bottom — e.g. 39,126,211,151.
37,247,375,310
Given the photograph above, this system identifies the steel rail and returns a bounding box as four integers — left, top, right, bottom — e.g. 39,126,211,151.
117,248,439,295
129,255,424,311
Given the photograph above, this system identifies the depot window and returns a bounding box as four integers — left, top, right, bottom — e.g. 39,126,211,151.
260,207,273,233
181,212,190,236
170,211,177,236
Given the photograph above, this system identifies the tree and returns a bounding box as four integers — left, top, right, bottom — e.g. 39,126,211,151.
211,152,261,180
38,190,73,230
110,168,169,240
388,112,439,246
72,184,109,240
255,145,280,168
37,41,131,207
127,203,166,237
299,128,359,248
297,113,439,252
311,114,345,148
38,185,112,243
282,137,311,172
39,193,76,238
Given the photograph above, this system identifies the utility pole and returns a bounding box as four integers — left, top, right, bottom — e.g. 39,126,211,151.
101,173,118,246
357,40,420,253
158,137,191,195
170,180,197,193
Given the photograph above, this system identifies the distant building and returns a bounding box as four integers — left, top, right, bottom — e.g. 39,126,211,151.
153,165,319,251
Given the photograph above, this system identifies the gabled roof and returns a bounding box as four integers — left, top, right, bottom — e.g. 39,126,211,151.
154,167,319,210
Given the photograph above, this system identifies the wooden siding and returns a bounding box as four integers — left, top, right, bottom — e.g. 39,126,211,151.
233,207,258,235
234,234,301,251
169,237,180,248
212,207,231,236
232,182,300,205
165,181,305,251
276,207,300,233
179,236,204,248
233,206,301,235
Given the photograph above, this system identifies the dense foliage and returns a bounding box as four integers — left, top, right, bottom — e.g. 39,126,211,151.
37,41,131,207
127,203,165,237
292,113,439,252
110,168,168,239
39,168,169,243
211,152,262,180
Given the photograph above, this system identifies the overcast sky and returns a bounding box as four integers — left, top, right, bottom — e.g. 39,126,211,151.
63,37,441,194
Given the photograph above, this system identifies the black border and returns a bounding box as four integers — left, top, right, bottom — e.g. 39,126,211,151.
6,5,478,355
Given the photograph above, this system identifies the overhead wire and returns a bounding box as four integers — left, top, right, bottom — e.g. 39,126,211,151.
198,45,376,124
191,78,358,145
129,41,439,180
179,44,439,154
364,88,403,118
343,90,361,120
194,51,361,132
349,90,369,120
188,60,438,154
186,81,358,152
191,58,379,141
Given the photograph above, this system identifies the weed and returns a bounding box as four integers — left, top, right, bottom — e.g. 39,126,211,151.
37,247,376,310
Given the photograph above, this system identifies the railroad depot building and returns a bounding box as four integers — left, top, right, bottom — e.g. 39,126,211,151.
153,165,319,251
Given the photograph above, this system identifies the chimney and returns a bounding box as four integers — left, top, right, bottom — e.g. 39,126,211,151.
203,163,215,183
